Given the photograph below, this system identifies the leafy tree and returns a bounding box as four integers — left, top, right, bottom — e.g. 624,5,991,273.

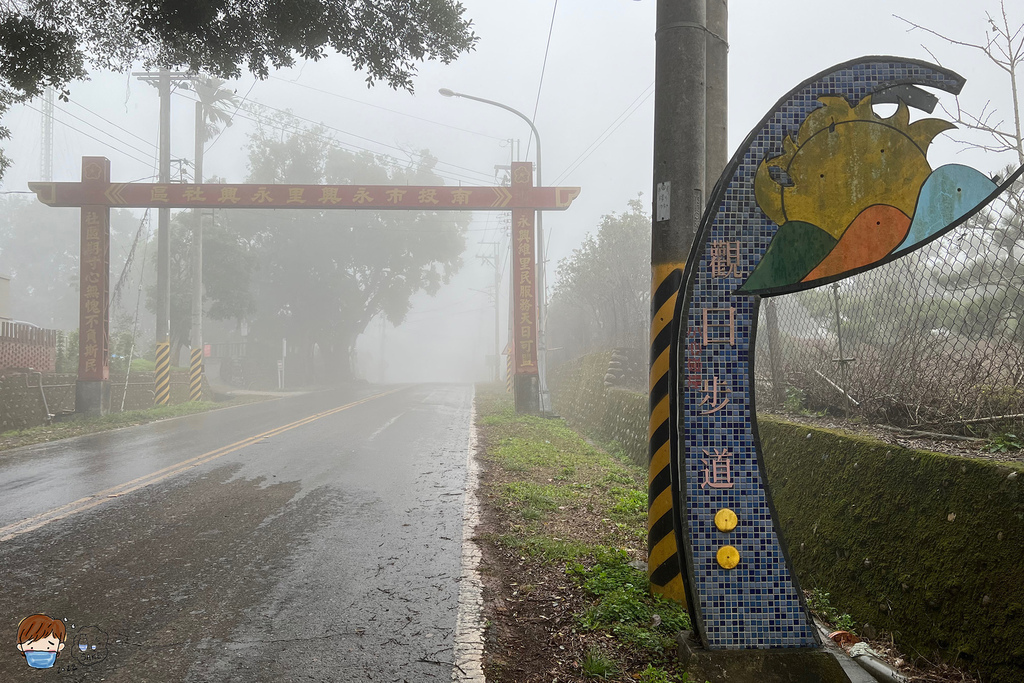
0,0,477,177
145,212,257,365
228,115,468,382
549,197,651,360
0,194,139,328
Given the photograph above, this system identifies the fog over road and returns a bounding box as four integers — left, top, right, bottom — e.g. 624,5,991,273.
0,384,477,682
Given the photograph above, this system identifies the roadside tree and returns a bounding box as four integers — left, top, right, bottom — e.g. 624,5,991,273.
229,115,468,382
0,0,477,177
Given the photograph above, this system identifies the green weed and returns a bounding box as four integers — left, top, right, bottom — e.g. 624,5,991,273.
636,664,692,683
807,588,856,633
986,432,1024,453
492,534,595,563
610,488,647,517
570,550,690,653
581,647,616,679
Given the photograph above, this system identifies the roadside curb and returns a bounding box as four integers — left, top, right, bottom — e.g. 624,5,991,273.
452,396,486,682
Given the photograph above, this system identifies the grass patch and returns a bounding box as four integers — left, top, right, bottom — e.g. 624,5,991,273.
569,549,691,653
609,487,647,517
474,383,692,680
0,395,270,452
489,533,595,563
496,481,579,521
581,647,617,679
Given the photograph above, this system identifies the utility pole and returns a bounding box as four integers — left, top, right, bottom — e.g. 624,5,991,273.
156,70,172,404
647,0,728,605
134,69,189,405
189,98,205,401
40,87,53,182
706,0,729,188
478,241,502,381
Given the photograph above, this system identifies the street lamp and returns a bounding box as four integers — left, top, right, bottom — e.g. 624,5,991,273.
439,88,552,415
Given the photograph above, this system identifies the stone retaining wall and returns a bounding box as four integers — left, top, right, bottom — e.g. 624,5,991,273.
0,370,205,432
549,352,1024,682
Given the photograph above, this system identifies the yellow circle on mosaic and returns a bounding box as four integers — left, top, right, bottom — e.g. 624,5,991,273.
714,508,738,533
717,545,740,570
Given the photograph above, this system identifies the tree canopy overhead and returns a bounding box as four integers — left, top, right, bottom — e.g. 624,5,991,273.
0,0,477,175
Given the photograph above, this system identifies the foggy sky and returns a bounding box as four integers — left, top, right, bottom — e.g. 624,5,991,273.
0,1,1019,383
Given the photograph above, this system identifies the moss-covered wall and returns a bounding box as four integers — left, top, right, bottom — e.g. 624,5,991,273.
549,352,647,467
760,419,1024,682
551,352,1024,682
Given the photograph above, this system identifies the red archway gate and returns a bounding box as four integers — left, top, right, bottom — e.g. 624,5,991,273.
30,157,579,415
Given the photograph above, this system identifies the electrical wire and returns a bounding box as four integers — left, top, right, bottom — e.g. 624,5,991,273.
527,0,559,160
66,99,156,149
268,75,507,142
51,102,157,160
233,94,495,183
189,99,493,188
21,102,157,168
551,82,654,185
205,79,258,154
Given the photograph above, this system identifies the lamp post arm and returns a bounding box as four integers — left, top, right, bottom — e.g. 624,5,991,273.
442,88,550,414
446,93,541,174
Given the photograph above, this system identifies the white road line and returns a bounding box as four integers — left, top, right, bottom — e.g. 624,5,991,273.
452,392,485,682
368,412,404,441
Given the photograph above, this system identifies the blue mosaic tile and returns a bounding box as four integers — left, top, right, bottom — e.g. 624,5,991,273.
675,59,962,649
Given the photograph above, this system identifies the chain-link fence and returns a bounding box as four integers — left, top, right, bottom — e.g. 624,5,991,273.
755,176,1024,435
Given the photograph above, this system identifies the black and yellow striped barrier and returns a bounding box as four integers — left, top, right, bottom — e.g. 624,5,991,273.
648,263,685,602
155,341,170,406
189,347,204,402
506,352,513,394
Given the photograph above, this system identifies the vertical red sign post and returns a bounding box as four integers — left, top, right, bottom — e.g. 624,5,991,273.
510,161,539,414
31,157,579,416
77,158,111,414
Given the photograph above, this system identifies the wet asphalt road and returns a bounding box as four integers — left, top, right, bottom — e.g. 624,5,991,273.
0,383,475,682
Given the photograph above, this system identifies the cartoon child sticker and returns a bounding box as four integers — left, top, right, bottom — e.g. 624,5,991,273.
16,614,66,669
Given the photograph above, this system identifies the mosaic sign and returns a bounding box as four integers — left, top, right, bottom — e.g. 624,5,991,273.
670,57,1024,649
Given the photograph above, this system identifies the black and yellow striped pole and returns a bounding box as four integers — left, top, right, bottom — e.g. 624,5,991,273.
648,264,685,600
648,0,728,604
155,341,171,406
189,347,204,401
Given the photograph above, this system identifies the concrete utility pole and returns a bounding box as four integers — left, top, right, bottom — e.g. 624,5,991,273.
134,69,189,405
40,87,54,182
156,70,172,404
706,0,729,189
647,0,728,605
190,99,205,401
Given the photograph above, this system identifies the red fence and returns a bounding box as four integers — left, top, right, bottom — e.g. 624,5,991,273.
0,321,57,371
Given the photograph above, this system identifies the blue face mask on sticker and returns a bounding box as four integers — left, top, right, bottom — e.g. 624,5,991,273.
24,650,58,668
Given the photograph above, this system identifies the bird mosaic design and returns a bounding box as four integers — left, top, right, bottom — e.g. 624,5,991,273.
739,93,1001,294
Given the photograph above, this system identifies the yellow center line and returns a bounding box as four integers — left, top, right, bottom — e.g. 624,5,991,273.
0,388,403,543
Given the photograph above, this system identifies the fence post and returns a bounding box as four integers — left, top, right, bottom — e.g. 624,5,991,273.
764,298,786,407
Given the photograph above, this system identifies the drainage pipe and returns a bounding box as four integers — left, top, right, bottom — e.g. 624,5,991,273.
849,643,909,683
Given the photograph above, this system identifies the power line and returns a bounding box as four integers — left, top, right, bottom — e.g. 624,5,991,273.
269,75,507,142
233,94,495,183
552,82,654,185
527,0,559,160
21,102,157,169
180,94,493,187
205,79,258,154
66,99,156,150
51,102,158,160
